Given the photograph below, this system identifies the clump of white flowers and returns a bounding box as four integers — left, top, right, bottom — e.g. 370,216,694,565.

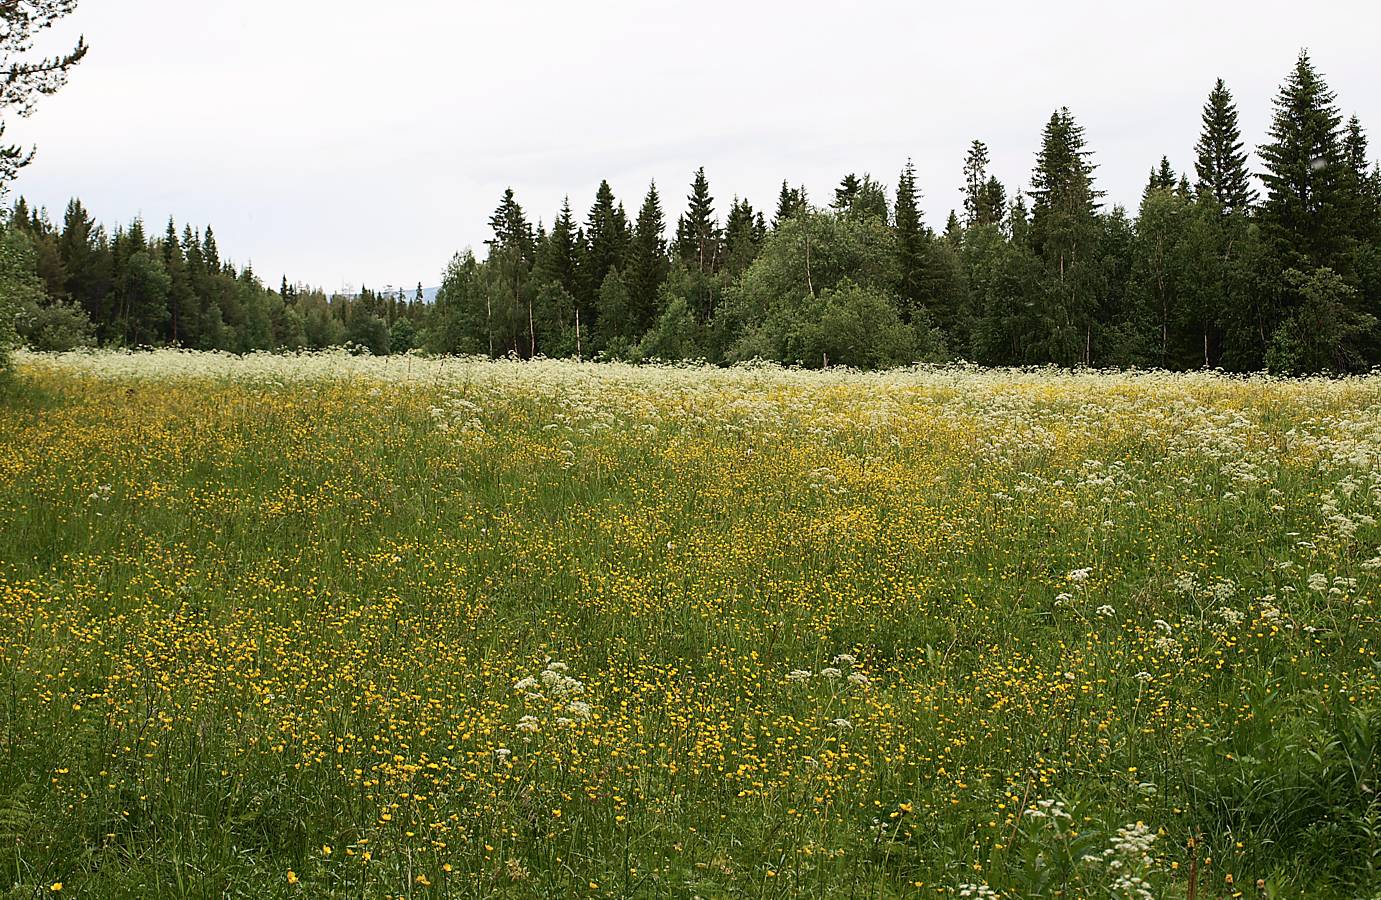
430,393,485,435
1079,821,1161,900
512,657,594,731
956,884,999,899
1025,797,1072,823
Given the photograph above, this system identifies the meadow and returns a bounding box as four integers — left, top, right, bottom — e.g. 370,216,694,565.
1,350,1380,898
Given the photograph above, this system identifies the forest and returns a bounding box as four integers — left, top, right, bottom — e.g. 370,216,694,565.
3,49,1379,374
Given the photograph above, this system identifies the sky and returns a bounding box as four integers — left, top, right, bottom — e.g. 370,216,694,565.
6,0,1380,293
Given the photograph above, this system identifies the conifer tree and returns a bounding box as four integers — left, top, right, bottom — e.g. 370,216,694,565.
722,198,762,277
0,1,88,189
163,217,196,345
1340,115,1380,243
674,167,720,274
773,182,808,227
1029,106,1104,365
1259,50,1346,268
893,159,928,321
582,181,624,306
961,141,1007,227
202,226,220,272
536,197,580,298
1144,157,1177,201
1194,79,1257,214
486,188,535,356
625,182,670,334
57,197,107,328
833,174,861,211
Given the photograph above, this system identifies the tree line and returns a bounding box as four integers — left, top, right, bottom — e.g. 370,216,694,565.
0,200,430,355
431,49,1380,374
4,49,1380,374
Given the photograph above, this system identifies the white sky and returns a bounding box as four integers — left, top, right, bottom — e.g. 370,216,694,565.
7,0,1380,292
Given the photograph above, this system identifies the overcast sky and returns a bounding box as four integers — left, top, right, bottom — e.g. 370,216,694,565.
7,0,1380,293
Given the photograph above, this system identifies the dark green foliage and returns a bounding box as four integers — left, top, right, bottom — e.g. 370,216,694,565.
1259,51,1347,270
962,141,1006,228
1143,156,1177,202
833,173,888,221
1029,107,1105,365
1266,267,1376,373
625,183,670,332
893,160,928,322
773,182,808,227
1195,78,1258,214
675,167,720,275
721,198,763,277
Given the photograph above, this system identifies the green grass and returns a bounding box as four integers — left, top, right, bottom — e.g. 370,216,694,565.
0,350,1379,897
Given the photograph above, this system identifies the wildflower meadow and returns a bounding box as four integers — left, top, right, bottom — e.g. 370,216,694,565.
2,349,1380,897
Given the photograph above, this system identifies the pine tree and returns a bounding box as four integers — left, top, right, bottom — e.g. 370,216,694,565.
0,1,88,189
536,197,580,298
163,217,196,345
1194,78,1258,214
625,182,670,335
202,226,220,272
1029,107,1104,365
894,160,928,321
1144,157,1177,202
722,198,762,276
583,180,626,306
486,188,536,356
1259,50,1346,268
1341,115,1380,243
674,167,720,274
833,174,862,211
773,182,808,227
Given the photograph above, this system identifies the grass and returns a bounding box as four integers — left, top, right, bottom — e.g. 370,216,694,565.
1,349,1379,897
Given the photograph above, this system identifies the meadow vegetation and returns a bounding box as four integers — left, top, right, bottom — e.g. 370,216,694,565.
2,349,1380,897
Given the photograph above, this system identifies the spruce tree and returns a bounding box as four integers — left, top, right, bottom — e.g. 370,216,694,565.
57,198,108,330
773,182,808,227
163,217,196,345
626,182,670,334
202,226,220,273
486,188,536,356
536,197,580,298
833,174,862,211
1194,78,1257,214
1341,115,1380,243
1029,107,1104,365
893,160,928,321
1144,157,1177,202
674,167,720,274
583,180,625,304
0,1,87,189
1259,50,1346,268
722,198,761,276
